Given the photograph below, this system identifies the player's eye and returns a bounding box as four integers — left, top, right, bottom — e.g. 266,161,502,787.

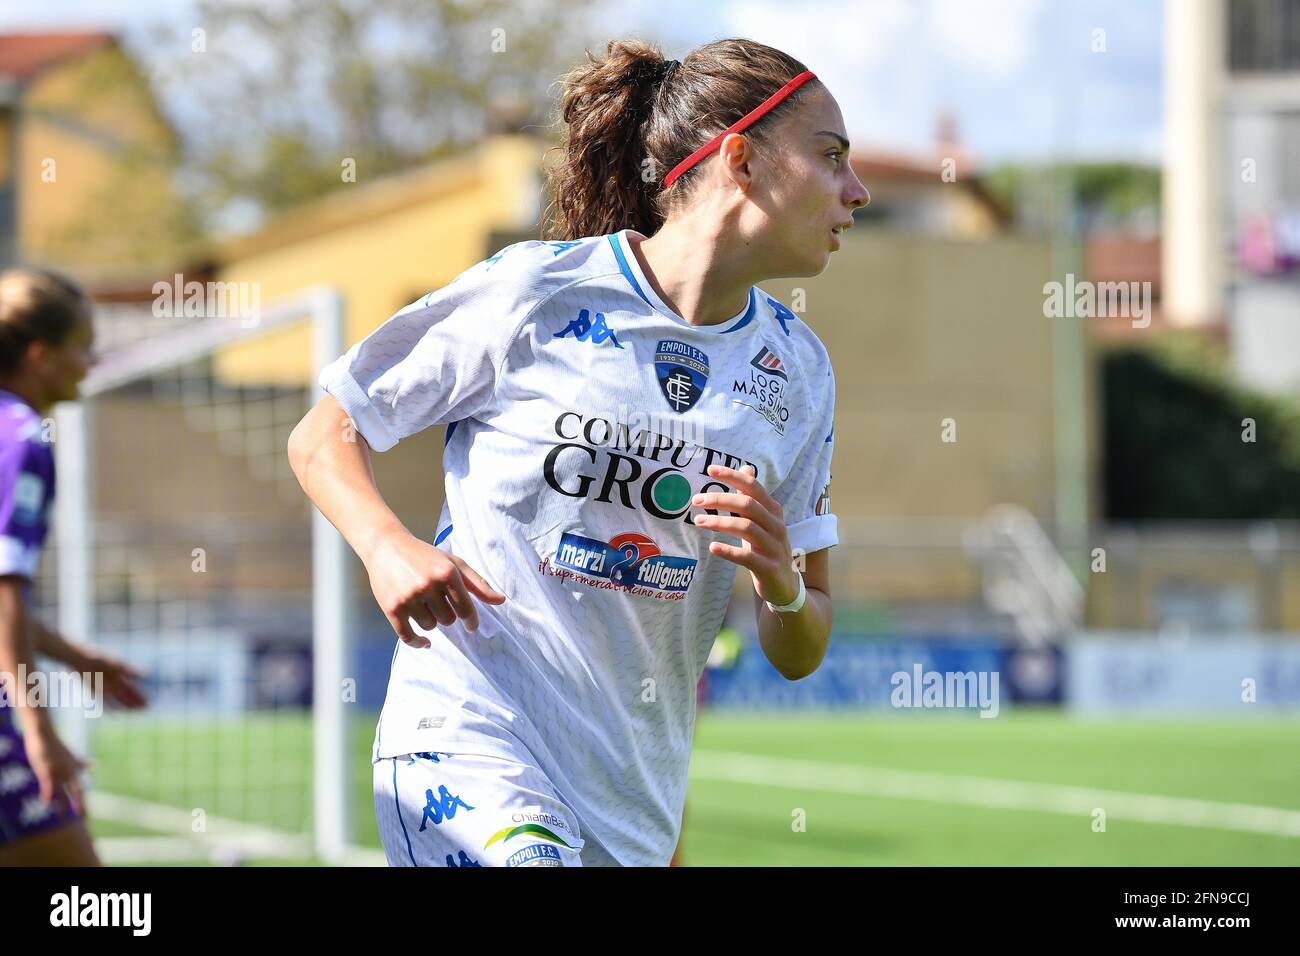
827,150,843,166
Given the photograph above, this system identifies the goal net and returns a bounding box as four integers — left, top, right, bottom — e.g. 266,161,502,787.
33,285,365,864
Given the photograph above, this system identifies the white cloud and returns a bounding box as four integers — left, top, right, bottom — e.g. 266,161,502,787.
928,0,1045,79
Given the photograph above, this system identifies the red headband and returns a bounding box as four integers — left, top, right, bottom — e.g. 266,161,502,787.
662,70,818,190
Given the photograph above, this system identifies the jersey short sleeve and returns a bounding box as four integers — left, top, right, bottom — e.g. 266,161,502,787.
777,363,838,555
318,245,554,452
0,438,54,580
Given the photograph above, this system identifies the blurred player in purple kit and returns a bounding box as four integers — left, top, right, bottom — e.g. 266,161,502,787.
0,268,146,866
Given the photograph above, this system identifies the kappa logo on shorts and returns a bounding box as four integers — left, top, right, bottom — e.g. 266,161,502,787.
418,785,474,831
506,843,564,867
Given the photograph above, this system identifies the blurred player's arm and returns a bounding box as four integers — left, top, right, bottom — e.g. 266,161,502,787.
0,576,90,807
26,615,93,670
0,575,46,733
26,616,147,709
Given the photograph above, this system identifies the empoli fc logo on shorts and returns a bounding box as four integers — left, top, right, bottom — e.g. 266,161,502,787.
654,339,709,413
506,843,563,867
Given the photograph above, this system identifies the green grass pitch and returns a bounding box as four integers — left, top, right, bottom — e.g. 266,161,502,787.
85,710,1300,865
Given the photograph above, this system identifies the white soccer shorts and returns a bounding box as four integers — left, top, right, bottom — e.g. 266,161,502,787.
373,751,619,867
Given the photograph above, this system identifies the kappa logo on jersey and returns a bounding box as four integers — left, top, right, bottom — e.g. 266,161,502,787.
555,308,624,349
551,530,698,593
506,843,563,867
544,240,582,256
734,345,792,436
767,296,796,336
445,850,482,867
654,339,710,413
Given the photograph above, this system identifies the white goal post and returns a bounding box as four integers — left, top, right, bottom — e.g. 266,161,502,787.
51,286,355,864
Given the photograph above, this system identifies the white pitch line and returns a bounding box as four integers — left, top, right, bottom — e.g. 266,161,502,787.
89,791,389,865
690,750,1300,838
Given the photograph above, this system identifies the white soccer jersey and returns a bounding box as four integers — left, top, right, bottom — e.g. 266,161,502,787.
320,228,837,866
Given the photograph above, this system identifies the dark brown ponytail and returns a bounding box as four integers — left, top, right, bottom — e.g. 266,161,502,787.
0,268,90,377
542,37,816,241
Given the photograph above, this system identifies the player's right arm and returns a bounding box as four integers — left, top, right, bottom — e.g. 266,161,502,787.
291,244,552,645
288,394,505,646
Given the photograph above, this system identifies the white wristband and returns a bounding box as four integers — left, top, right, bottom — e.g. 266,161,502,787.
765,574,807,614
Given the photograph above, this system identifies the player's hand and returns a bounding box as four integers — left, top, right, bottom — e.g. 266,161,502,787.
22,722,89,814
363,530,507,646
692,464,801,607
83,651,148,710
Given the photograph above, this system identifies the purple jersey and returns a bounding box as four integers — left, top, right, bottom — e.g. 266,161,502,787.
0,389,77,848
0,388,55,585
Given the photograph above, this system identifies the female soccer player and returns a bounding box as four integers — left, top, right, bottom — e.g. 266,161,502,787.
289,36,868,867
0,268,147,866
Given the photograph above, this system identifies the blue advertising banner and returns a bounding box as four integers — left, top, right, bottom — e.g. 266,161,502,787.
701,637,1062,712
1067,634,1300,713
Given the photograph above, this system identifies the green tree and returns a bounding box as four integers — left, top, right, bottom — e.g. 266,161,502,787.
1102,341,1300,519
150,0,600,224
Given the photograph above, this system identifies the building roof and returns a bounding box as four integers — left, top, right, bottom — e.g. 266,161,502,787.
216,136,533,263
849,148,1012,227
0,31,114,82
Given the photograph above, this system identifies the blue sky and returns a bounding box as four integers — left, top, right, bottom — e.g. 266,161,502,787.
1,0,1164,166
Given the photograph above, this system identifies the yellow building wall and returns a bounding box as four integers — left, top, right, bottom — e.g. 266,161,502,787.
213,135,542,386
18,43,189,271
763,233,1064,521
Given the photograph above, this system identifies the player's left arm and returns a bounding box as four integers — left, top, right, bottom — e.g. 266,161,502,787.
29,617,147,710
694,463,831,681
751,546,830,681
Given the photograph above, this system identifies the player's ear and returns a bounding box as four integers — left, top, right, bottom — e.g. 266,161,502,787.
24,337,50,369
